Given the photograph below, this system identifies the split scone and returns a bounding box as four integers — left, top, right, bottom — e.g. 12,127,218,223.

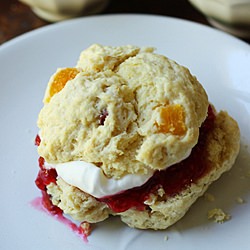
35,44,240,230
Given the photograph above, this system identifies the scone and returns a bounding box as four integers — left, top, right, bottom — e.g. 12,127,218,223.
35,44,240,231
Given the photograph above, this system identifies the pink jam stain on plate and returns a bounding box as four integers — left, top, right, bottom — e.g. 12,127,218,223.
30,196,89,243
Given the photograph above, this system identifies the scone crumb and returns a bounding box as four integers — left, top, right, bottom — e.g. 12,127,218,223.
236,197,245,204
207,208,231,223
80,222,92,236
204,192,215,202
157,187,165,197
164,235,169,241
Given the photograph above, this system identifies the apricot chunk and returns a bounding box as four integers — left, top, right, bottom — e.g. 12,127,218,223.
46,68,79,102
156,104,186,135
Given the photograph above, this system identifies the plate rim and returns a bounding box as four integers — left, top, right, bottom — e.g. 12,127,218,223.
1,13,250,53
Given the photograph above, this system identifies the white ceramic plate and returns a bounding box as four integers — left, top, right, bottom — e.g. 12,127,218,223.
0,14,250,250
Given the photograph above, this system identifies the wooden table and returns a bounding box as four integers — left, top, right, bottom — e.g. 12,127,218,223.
0,0,249,45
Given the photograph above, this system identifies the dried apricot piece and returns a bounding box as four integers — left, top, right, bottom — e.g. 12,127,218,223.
156,104,186,135
46,68,79,103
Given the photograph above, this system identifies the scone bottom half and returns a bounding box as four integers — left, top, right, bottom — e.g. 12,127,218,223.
35,44,240,232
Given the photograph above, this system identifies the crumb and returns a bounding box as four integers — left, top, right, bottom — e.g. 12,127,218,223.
236,197,245,204
164,235,168,241
204,193,215,202
80,222,92,236
157,187,165,197
207,208,231,223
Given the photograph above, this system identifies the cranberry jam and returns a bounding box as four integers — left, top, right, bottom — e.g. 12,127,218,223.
98,105,215,213
35,136,62,214
35,157,57,191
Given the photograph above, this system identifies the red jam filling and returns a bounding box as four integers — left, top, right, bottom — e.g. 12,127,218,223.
34,134,41,146
98,105,215,213
34,156,62,214
35,157,58,191
34,136,61,214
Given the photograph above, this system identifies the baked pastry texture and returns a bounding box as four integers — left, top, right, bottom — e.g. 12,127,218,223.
35,44,240,230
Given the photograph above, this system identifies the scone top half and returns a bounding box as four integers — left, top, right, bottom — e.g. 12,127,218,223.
37,44,209,179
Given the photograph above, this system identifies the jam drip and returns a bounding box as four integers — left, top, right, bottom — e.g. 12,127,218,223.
99,105,216,213
35,136,62,214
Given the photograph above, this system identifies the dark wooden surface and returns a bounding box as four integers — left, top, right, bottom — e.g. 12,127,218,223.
0,0,249,45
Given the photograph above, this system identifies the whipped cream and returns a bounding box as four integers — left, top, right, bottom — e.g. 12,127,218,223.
48,161,154,198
